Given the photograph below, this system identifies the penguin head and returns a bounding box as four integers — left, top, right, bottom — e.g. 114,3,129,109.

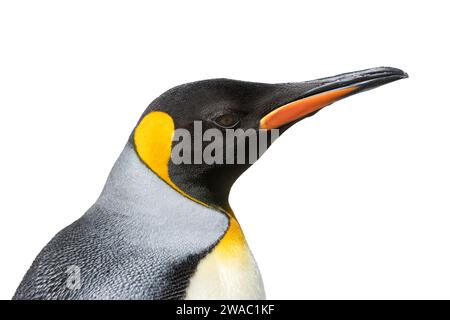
133,67,407,211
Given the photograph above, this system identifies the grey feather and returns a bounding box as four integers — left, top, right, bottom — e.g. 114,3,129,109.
13,142,228,300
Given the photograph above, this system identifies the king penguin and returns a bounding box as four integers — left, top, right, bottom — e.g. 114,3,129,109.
14,67,407,300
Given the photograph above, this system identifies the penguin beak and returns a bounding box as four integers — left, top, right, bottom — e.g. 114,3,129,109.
260,67,408,129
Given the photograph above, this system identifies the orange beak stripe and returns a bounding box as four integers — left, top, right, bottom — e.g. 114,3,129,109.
260,86,358,129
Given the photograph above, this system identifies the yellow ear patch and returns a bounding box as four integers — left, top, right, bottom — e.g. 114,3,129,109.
134,111,174,186
133,111,207,207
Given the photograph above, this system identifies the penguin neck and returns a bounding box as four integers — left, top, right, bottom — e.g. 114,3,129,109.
96,141,208,215
97,142,232,219
97,141,249,258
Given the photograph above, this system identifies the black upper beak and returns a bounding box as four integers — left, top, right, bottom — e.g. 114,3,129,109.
260,67,408,129
304,66,408,97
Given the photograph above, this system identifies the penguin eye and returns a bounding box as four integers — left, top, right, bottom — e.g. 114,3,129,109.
214,114,240,129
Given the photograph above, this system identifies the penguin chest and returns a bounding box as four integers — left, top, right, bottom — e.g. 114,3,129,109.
185,243,265,300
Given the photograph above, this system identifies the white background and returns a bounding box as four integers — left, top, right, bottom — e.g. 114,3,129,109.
0,0,449,299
